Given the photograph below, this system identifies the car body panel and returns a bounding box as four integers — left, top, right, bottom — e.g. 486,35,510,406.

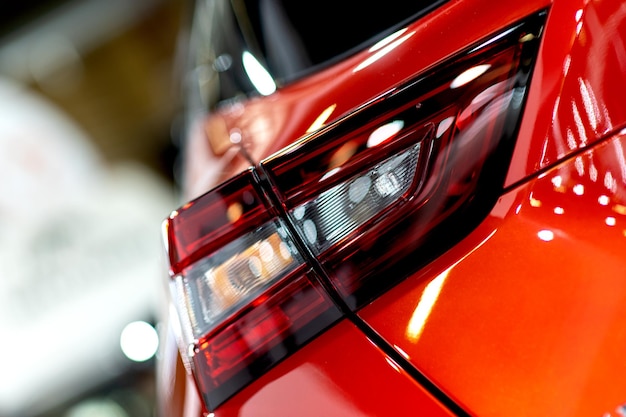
184,0,626,198
159,318,457,417
161,0,626,415
182,0,550,200
507,0,626,187
360,131,626,417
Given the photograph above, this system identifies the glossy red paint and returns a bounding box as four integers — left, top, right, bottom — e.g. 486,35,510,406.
360,132,626,417
160,319,457,417
160,0,626,415
182,0,549,199
184,0,626,197
507,0,626,186
219,320,459,417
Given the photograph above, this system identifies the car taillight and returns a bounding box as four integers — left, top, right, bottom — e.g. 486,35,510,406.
164,171,342,409
164,11,545,412
261,13,545,309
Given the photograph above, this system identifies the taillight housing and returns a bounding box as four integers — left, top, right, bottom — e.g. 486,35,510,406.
164,11,545,412
165,170,342,409
262,14,544,309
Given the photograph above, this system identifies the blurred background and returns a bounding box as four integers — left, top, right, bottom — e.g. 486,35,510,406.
0,0,187,416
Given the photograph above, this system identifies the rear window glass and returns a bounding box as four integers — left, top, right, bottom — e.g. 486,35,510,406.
186,0,446,110
239,0,445,80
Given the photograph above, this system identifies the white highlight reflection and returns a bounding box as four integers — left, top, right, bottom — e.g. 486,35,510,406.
306,104,337,133
242,51,276,96
599,195,610,206
573,184,585,195
579,78,599,131
575,9,583,22
369,28,408,52
367,120,404,147
406,269,448,342
406,230,496,342
571,101,588,146
120,321,159,362
538,230,554,242
436,117,455,138
353,31,415,72
450,65,491,89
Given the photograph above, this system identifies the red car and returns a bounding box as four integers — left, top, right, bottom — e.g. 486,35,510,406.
157,0,626,415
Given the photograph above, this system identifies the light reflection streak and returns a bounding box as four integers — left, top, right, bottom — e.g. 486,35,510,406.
394,345,411,360
566,128,577,150
406,269,449,342
602,103,614,130
406,230,497,342
574,156,585,177
563,55,571,76
468,26,519,53
575,156,585,176
385,357,401,372
306,104,337,133
436,117,455,138
540,136,550,165
590,162,598,182
553,95,561,121
605,171,617,192
353,31,415,72
571,100,588,146
242,51,276,96
450,65,491,89
367,120,404,148
575,9,583,22
368,28,408,52
578,78,599,131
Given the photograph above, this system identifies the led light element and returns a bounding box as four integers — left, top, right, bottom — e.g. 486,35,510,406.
289,144,421,254
177,220,303,337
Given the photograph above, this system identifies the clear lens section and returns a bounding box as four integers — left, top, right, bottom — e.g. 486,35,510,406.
289,144,421,254
176,219,303,338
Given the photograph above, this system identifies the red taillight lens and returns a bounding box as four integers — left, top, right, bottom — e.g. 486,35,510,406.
164,12,544,412
166,171,273,275
261,16,544,309
193,272,339,408
164,170,342,409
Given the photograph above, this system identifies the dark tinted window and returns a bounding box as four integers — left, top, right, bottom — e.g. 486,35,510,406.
185,0,445,111
240,0,445,80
